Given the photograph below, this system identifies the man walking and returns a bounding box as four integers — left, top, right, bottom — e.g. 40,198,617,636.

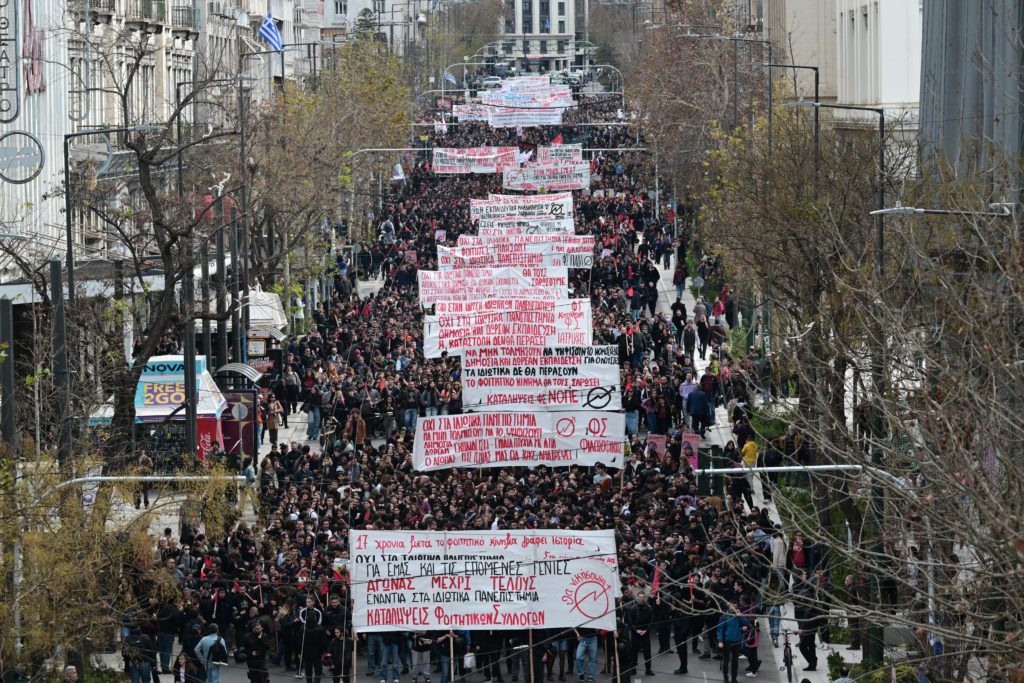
627,591,655,677
240,620,271,683
715,605,747,683
194,624,229,683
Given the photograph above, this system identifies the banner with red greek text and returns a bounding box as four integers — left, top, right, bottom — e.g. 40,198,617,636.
418,267,569,306
537,144,583,162
456,234,594,250
471,192,574,221
423,298,592,357
488,107,565,128
433,147,519,174
349,529,618,632
503,162,591,192
462,346,621,411
477,216,576,235
413,411,624,470
437,244,594,270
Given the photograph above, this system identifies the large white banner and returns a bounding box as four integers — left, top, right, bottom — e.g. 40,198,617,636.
462,346,622,412
478,216,576,235
437,244,594,270
453,103,489,121
418,267,569,306
423,298,592,357
433,147,518,174
488,107,565,128
349,529,618,632
537,144,584,162
413,411,625,470
471,192,574,221
456,234,594,251
503,162,591,191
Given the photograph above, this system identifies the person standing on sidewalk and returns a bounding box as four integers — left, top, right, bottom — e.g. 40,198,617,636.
156,597,180,673
715,604,747,683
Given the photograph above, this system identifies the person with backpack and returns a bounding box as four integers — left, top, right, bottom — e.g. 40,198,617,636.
194,624,229,683
123,625,157,683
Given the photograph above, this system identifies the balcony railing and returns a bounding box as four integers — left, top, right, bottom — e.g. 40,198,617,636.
172,5,200,28
124,0,166,21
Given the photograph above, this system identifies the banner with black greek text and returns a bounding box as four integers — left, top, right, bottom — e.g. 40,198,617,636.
349,529,618,632
503,162,591,192
462,346,621,411
418,267,568,306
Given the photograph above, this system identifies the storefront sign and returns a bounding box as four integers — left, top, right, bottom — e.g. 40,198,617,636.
0,0,19,124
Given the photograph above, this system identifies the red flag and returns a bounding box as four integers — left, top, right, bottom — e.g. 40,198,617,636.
550,134,563,145
651,564,660,592
320,579,330,596
232,580,241,592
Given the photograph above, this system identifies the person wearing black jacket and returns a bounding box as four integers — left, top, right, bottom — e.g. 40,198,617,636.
157,598,180,673
627,592,655,676
325,626,351,683
240,621,271,683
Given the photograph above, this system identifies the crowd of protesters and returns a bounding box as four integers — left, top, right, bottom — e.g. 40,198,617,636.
119,93,837,683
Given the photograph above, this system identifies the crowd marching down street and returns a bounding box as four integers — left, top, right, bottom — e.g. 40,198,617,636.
123,80,843,683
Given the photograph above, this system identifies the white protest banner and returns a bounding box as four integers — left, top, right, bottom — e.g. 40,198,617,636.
433,147,519,174
457,234,594,250
418,266,569,306
503,161,591,192
488,107,564,128
413,411,625,470
462,346,621,412
453,103,489,121
477,217,575,235
349,529,618,632
471,192,574,221
537,144,583,162
437,244,594,270
423,298,592,357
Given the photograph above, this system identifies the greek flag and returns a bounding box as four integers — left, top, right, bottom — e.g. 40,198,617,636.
259,13,284,51
444,69,457,85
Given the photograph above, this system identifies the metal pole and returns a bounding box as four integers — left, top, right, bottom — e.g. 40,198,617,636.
216,224,228,368
231,210,243,364
813,68,819,188
52,261,71,466
175,84,185,196
732,38,739,131
238,88,250,364
183,240,198,460
201,244,212,368
63,138,75,307
877,112,885,278
1,298,16,452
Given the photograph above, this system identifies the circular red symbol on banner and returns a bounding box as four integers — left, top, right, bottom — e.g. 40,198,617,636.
568,580,611,619
555,417,576,437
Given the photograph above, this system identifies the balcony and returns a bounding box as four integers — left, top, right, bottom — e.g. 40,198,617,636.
172,5,200,29
68,0,115,16
124,0,166,23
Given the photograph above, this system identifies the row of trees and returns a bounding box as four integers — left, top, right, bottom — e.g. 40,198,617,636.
629,4,1024,680
0,23,414,675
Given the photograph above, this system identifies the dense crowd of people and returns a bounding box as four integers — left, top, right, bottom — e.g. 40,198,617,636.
120,93,835,683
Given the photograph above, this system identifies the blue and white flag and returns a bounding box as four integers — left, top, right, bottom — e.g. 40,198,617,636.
392,161,406,182
444,69,457,85
544,16,550,30
258,13,284,51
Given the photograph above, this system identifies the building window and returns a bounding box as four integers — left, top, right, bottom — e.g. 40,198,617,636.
539,0,549,31
539,40,546,53
521,1,532,33
557,1,564,14
557,39,565,54
505,0,514,30
503,41,512,54
558,20,564,33
523,39,530,54
334,0,345,15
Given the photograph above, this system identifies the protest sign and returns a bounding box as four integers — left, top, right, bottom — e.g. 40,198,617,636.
477,216,575,235
423,298,592,357
433,147,519,174
413,411,625,470
456,234,594,250
471,192,574,221
503,161,591,192
681,432,701,471
452,103,489,121
537,144,583,162
462,346,621,411
417,266,569,306
437,244,594,270
349,529,618,632
488,107,565,128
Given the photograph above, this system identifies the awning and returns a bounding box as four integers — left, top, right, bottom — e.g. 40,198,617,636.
134,355,228,423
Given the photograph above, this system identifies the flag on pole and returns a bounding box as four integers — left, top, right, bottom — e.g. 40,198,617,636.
392,161,406,182
444,69,457,85
550,133,564,145
258,12,284,51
